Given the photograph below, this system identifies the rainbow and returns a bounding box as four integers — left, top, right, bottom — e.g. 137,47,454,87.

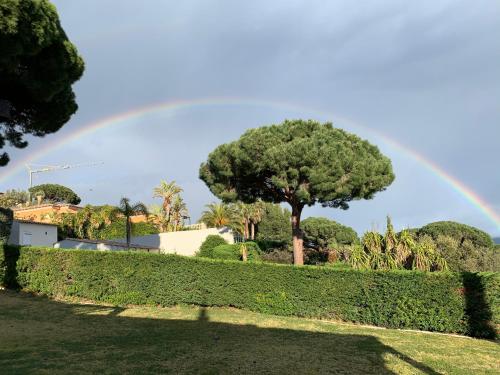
0,97,498,231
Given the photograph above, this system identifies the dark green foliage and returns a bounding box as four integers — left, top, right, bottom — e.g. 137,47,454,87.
97,219,158,240
461,272,498,339
433,235,498,272
261,249,294,264
417,222,496,272
29,184,81,204
211,242,261,261
1,245,497,338
0,0,84,165
197,235,228,258
199,119,395,208
418,221,494,248
256,204,291,247
302,217,358,249
0,207,13,242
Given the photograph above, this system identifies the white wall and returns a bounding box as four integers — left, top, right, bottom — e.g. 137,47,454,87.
8,222,57,247
115,227,235,256
54,239,159,253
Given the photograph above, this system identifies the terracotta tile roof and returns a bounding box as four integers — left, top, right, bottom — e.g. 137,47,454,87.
14,219,58,227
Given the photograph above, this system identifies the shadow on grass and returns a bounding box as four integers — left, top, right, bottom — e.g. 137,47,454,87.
462,273,497,339
2,245,20,290
0,291,440,375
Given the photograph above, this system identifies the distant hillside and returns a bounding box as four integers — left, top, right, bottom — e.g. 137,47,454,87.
494,237,500,245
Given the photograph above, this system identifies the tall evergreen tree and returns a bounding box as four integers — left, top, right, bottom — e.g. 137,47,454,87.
0,0,84,165
200,120,395,264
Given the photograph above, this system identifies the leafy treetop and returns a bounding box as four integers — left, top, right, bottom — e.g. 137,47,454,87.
200,119,394,210
418,221,494,249
29,184,81,205
0,189,29,208
0,0,84,166
302,217,359,249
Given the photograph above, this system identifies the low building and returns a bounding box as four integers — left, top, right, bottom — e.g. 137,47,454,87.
8,220,58,247
54,238,160,253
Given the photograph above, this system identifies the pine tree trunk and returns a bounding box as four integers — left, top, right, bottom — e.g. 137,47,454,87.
291,204,304,265
251,222,255,240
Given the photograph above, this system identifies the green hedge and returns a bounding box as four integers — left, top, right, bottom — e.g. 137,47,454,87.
1,245,498,338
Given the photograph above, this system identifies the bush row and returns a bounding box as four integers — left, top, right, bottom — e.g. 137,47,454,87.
1,245,498,338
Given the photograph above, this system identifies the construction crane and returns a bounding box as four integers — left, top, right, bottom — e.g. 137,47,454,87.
26,162,104,189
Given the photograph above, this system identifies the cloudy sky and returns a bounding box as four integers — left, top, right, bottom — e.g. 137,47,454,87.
1,0,499,236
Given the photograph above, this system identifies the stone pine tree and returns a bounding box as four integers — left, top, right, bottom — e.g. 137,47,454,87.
0,0,84,166
200,119,395,265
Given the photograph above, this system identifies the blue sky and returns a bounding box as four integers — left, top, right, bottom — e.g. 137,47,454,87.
1,0,499,236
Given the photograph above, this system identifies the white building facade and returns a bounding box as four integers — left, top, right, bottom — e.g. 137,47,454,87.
8,220,58,247
114,227,235,256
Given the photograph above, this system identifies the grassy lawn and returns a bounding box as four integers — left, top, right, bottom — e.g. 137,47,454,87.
0,290,498,374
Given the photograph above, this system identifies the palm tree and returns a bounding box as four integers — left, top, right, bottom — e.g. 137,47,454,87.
396,229,415,267
153,180,182,227
249,200,265,240
148,204,169,232
170,195,189,231
347,244,368,270
34,190,45,205
234,202,251,239
118,197,148,248
199,202,235,228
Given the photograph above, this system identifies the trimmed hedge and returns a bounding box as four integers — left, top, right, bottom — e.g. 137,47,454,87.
1,245,498,338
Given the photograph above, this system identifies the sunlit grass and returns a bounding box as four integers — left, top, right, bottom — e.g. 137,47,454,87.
0,290,498,374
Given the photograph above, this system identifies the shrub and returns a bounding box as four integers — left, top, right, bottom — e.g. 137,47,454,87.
211,242,261,261
1,245,498,338
418,221,494,249
197,235,228,258
434,235,498,272
0,208,13,242
302,217,358,250
261,249,294,264
0,189,29,208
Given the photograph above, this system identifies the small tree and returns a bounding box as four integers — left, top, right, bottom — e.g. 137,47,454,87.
302,217,358,250
200,120,395,265
118,198,148,248
0,189,29,208
153,180,182,228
